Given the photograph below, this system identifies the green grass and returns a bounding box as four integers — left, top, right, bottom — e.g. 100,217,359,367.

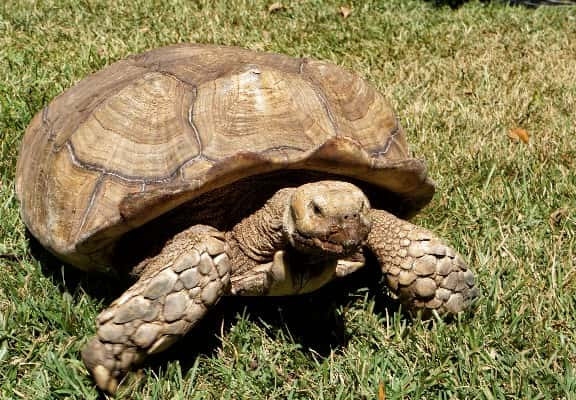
1,0,575,398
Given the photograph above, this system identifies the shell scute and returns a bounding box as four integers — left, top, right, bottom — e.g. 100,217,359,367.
69,72,200,180
196,66,335,161
303,60,409,160
52,62,147,149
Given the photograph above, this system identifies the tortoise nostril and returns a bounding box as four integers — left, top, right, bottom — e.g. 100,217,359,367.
343,213,358,221
310,202,322,217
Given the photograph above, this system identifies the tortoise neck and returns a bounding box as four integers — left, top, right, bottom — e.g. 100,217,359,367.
228,188,293,267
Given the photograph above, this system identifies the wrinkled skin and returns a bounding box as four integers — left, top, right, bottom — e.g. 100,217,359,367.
82,180,479,393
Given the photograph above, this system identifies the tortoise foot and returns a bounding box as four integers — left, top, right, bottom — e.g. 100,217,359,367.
390,237,479,315
82,225,231,393
367,209,479,317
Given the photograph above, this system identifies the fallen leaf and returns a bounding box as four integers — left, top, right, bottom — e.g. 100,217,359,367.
249,358,259,370
378,381,386,400
268,2,284,13
560,152,574,167
549,207,569,226
508,128,529,144
339,5,352,18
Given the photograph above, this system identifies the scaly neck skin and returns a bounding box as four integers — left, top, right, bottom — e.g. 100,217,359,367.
226,187,294,274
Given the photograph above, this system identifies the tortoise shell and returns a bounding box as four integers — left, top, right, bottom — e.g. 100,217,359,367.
15,44,434,272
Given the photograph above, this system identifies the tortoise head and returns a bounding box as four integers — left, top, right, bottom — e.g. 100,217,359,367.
284,180,372,258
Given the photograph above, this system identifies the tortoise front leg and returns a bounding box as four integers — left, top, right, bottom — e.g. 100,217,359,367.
82,225,231,393
366,209,479,316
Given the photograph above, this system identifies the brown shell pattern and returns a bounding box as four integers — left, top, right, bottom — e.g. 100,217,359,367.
15,44,434,271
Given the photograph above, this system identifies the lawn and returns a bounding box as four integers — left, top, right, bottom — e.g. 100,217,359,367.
1,0,575,398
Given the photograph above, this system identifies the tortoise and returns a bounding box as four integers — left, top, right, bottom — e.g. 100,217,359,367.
15,43,478,393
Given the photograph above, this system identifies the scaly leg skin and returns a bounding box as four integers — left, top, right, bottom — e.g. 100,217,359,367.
81,225,231,393
367,209,479,316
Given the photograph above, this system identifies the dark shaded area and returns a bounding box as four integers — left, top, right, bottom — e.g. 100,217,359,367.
29,227,478,397
30,230,400,381
115,170,431,276
0,253,20,262
147,254,400,376
27,230,126,303
428,0,576,9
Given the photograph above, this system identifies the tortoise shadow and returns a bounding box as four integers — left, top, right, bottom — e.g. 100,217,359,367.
29,231,403,385
146,256,401,377
27,230,125,303
423,0,568,8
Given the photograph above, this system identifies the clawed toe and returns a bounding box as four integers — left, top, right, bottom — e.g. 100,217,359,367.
81,337,143,393
92,364,119,394
82,338,120,393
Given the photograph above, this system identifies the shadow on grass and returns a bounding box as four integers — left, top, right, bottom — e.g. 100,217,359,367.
147,256,400,377
27,230,126,303
29,230,403,386
426,0,576,8
30,231,477,397
29,228,482,398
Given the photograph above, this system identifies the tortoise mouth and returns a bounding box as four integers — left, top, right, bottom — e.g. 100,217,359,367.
290,229,360,258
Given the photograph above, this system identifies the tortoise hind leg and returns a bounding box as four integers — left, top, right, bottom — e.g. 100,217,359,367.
366,209,479,316
82,225,231,393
